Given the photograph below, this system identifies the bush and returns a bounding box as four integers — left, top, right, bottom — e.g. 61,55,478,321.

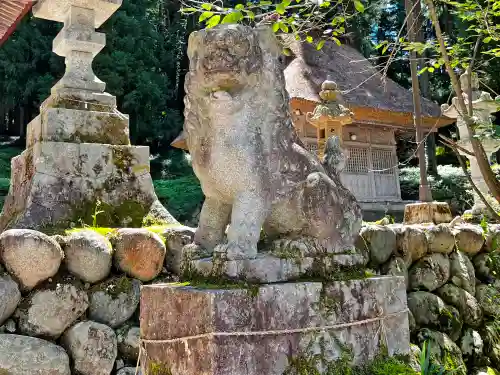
399,165,474,215
0,146,22,179
154,175,204,224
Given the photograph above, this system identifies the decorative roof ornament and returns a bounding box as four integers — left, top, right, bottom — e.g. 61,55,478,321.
309,78,353,122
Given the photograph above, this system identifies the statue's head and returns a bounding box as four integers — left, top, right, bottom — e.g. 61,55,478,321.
187,25,264,91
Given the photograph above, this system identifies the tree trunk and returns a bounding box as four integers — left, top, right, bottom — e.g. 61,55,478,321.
415,0,438,176
426,0,500,204
406,0,433,201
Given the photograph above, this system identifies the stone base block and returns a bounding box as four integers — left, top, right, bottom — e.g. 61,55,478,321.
403,202,453,225
0,141,178,231
27,108,129,148
187,252,367,283
41,89,117,113
140,277,410,375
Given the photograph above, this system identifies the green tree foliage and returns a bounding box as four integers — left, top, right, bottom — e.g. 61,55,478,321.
0,0,193,149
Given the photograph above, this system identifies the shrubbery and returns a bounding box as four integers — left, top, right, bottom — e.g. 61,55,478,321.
399,165,474,214
154,175,203,224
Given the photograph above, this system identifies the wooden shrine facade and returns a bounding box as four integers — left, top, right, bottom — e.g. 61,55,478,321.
284,39,454,206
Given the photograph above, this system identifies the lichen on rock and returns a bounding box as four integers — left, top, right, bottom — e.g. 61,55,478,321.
88,276,141,328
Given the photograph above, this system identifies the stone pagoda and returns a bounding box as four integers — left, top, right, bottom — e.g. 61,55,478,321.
0,0,177,230
442,72,500,215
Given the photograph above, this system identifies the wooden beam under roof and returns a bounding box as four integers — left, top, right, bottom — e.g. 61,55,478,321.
0,0,34,46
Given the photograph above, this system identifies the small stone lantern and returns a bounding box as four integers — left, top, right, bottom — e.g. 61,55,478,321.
306,79,353,158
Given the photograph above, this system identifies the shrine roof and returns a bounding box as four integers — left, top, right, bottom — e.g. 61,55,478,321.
0,0,33,46
283,37,447,120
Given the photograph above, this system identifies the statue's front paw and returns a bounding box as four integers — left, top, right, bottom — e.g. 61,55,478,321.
214,242,257,260
182,243,211,260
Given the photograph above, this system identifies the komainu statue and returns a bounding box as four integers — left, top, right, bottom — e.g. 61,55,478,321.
182,24,362,269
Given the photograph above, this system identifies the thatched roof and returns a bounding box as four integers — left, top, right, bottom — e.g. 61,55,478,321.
283,38,441,117
0,0,33,46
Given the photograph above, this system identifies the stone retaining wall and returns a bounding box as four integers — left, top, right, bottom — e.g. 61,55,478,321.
0,226,195,375
0,219,498,375
361,219,500,375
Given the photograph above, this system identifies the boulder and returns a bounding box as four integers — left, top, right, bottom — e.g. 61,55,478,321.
0,229,63,291
88,276,141,328
482,321,500,368
416,328,466,375
116,358,125,370
113,229,166,282
15,279,88,339
486,225,500,252
0,269,20,325
63,230,113,283
436,283,483,327
381,257,408,289
62,321,117,375
396,225,428,263
453,224,485,256
118,368,142,375
425,224,455,254
408,253,450,291
359,225,396,265
0,319,16,333
407,291,462,341
0,334,70,374
163,226,196,273
476,284,500,318
474,253,496,283
116,324,140,362
460,328,484,365
449,251,476,295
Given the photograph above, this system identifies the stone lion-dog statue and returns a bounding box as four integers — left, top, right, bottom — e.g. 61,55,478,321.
180,24,362,261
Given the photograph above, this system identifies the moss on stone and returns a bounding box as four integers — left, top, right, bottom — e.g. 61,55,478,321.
143,224,183,245
148,362,173,375
283,350,417,375
170,280,260,296
304,256,369,282
69,198,150,229
111,146,135,173
67,113,129,145
91,276,135,300
65,227,118,238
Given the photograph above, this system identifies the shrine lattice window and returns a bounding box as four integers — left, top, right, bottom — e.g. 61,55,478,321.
371,148,395,175
345,147,368,174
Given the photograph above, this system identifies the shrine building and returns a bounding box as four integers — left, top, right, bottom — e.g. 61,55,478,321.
283,38,454,218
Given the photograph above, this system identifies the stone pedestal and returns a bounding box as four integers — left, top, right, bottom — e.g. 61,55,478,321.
403,202,453,224
140,277,410,375
0,0,177,230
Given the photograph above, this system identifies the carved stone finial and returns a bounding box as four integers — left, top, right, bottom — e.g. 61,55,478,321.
311,79,352,120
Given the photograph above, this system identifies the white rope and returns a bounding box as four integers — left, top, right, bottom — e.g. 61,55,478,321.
140,308,408,344
136,308,409,372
